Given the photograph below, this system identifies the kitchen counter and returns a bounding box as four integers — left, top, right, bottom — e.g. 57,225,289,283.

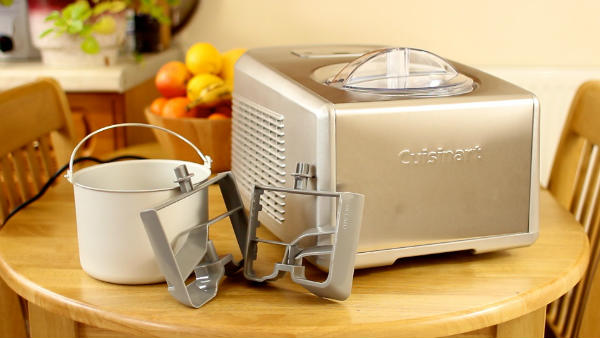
0,47,182,93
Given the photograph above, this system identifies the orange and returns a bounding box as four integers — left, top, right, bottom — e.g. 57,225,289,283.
185,42,222,75
208,112,230,120
155,61,191,98
149,97,167,115
162,97,195,118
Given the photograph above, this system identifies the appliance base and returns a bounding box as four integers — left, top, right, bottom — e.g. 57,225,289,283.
312,232,539,270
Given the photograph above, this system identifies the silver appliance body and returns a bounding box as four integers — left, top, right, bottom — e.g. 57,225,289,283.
0,0,39,60
231,45,539,269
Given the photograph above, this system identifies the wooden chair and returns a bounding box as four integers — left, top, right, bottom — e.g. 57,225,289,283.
547,80,600,338
0,78,75,338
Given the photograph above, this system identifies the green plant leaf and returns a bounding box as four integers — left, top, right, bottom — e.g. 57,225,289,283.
54,17,67,28
61,3,73,19
81,36,100,54
44,10,60,22
135,0,170,23
149,6,168,22
0,0,14,7
137,0,152,13
67,20,84,34
79,25,93,37
70,1,90,20
80,7,92,21
39,28,54,38
91,16,116,34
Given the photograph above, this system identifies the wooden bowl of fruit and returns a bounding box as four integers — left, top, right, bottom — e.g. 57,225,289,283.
146,43,245,172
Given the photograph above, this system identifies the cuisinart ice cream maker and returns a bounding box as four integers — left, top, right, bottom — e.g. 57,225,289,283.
231,45,539,269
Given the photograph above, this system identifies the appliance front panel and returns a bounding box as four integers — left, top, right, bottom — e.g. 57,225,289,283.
335,98,534,253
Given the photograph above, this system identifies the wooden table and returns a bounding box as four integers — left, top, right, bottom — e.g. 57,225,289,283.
0,181,589,338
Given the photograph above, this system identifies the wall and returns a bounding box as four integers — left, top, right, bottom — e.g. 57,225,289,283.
177,0,600,67
176,0,600,184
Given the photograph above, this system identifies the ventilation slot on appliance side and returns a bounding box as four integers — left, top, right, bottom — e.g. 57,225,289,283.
232,96,286,223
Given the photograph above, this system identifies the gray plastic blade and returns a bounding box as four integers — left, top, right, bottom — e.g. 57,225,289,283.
244,185,364,300
140,171,248,308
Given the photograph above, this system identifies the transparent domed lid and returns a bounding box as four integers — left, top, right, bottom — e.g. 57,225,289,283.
325,47,474,97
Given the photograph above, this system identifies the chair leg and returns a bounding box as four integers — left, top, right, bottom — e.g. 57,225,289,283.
0,277,27,338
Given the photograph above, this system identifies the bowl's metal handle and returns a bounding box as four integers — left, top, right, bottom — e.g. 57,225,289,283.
65,123,212,182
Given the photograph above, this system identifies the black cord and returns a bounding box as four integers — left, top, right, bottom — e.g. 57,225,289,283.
1,155,147,227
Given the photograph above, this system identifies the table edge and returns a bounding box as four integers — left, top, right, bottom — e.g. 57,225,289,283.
0,187,592,337
0,230,590,338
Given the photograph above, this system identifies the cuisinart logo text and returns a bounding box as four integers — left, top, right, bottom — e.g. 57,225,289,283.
398,145,483,165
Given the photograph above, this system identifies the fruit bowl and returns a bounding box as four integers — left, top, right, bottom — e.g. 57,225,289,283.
144,109,231,172
146,42,244,172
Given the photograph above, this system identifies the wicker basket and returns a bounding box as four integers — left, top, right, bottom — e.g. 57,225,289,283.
144,109,231,172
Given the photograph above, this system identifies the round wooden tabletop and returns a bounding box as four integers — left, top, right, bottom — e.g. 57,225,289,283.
0,183,589,338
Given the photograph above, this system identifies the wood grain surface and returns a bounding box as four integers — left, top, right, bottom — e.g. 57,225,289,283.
0,183,589,338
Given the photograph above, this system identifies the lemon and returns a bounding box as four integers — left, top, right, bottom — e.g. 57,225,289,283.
187,74,231,107
219,48,247,86
185,42,222,75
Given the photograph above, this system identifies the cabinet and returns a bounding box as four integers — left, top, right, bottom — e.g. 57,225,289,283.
67,78,159,156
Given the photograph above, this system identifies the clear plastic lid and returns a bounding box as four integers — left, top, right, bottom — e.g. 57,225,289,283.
325,47,474,97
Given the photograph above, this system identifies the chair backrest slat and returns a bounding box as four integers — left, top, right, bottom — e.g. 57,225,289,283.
581,151,600,233
0,156,21,210
573,142,595,221
24,143,44,191
37,135,57,180
13,148,38,200
552,135,588,209
12,150,32,201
